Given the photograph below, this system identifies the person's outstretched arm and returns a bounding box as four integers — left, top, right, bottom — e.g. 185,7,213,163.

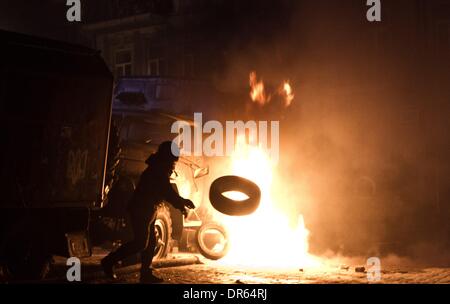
162,177,195,212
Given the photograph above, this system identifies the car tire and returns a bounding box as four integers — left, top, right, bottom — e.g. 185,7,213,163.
1,220,52,281
195,222,229,260
209,175,261,216
153,204,173,260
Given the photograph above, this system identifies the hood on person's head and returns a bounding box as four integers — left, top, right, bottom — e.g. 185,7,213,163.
157,141,180,162
145,141,180,174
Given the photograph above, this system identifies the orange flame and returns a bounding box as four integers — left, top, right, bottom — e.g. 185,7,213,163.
213,137,321,270
281,81,294,107
249,71,268,105
249,72,295,108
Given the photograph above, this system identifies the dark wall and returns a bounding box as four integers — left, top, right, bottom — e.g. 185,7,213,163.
0,0,87,45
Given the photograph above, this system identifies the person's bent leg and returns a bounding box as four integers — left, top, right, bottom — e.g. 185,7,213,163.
101,213,150,279
105,238,146,263
141,221,157,272
140,213,163,283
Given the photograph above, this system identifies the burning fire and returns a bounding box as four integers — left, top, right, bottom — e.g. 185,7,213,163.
200,71,320,270
214,138,320,270
281,81,294,107
249,71,268,105
249,71,295,108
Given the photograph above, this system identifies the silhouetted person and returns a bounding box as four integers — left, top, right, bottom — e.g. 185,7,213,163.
101,141,195,283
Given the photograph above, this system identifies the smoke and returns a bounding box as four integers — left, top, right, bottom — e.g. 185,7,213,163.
207,0,450,266
4,0,447,266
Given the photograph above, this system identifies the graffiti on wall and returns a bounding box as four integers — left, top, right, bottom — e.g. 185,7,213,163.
67,149,88,185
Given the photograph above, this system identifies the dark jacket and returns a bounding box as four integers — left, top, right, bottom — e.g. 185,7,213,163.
127,154,186,216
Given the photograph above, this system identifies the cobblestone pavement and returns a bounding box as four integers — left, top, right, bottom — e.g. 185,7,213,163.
104,263,450,284
47,248,450,284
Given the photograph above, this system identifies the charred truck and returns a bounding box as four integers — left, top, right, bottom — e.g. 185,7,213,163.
91,76,228,264
0,30,113,280
0,31,227,281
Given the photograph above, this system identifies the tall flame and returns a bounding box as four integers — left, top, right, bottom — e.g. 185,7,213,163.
249,72,295,108
214,137,320,269
281,81,294,107
249,71,268,105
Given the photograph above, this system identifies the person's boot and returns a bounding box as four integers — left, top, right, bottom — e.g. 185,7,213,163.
101,256,118,280
140,269,164,284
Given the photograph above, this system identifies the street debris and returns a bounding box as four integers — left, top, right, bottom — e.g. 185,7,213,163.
355,267,366,273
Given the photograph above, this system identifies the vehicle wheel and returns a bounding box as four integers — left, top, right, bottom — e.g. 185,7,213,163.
209,175,261,216
153,204,172,260
195,222,229,260
1,221,52,281
4,254,52,282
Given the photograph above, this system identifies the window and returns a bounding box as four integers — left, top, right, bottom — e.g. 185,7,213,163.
147,58,167,76
115,49,133,78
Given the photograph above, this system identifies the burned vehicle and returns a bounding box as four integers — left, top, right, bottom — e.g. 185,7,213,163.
0,30,113,280
90,77,229,262
0,31,226,282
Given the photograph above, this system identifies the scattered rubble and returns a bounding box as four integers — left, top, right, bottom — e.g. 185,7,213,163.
355,267,366,273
